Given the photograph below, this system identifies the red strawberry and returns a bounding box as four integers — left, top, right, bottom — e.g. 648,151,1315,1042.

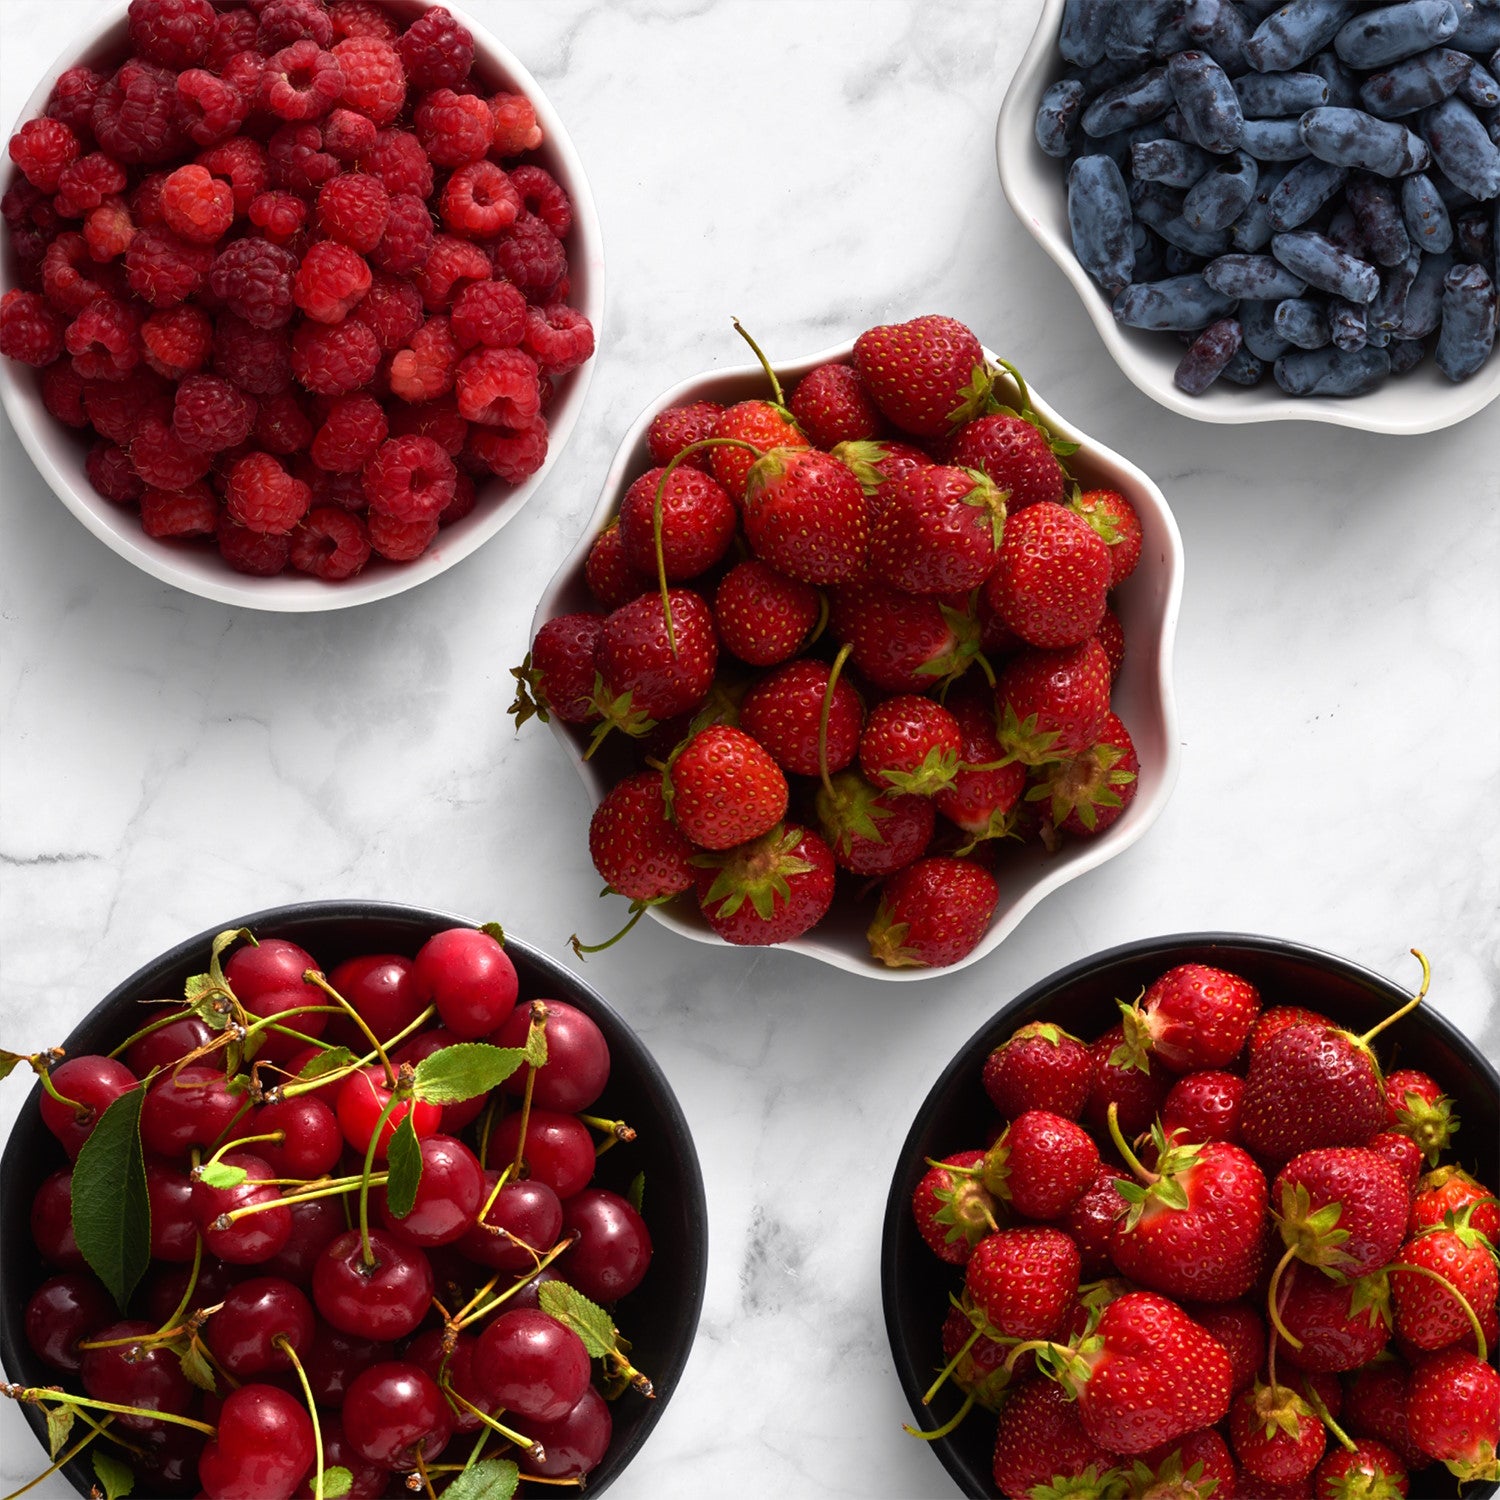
990,1378,1117,1500
814,772,933,877
982,1110,1100,1221
712,560,819,667
866,856,999,969
1083,1024,1169,1139
1232,1380,1328,1485
1189,1300,1267,1392
1272,1147,1409,1278
1112,963,1262,1075
1367,1130,1425,1196
590,588,718,747
1066,1164,1129,1276
1132,1430,1238,1499
1344,1360,1433,1473
741,447,869,584
1161,1070,1244,1145
665,724,788,852
1071,487,1143,587
866,464,1007,594
1248,1006,1334,1058
1028,710,1139,838
851,314,991,438
1097,606,1125,679
985,500,1111,650
1312,1438,1409,1499
982,1020,1096,1121
709,397,806,499
932,692,1028,848
911,1148,1000,1265
1383,1069,1458,1167
947,411,1067,511
738,659,863,778
584,521,651,610
693,822,834,946
1411,1165,1500,1244
858,694,963,798
830,580,983,694
617,464,736,581
788,361,881,448
1390,1218,1500,1353
646,398,722,473
585,771,697,904
510,611,603,727
831,437,934,496
1272,1260,1392,1373
995,640,1113,765
1405,1346,1499,1483
965,1226,1080,1340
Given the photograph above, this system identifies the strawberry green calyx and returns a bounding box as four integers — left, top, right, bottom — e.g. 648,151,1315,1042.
988,355,1082,459
1122,1450,1221,1500
914,602,988,691
1107,991,1156,1075
1244,1379,1316,1444
815,771,891,856
958,466,1008,551
1391,1087,1459,1166
1107,1114,1203,1233
508,652,550,729
1321,1464,1407,1499
1032,1467,1127,1500
945,361,997,431
584,673,656,759
878,743,962,798
1276,1178,1356,1273
1443,1447,1500,1485
1029,741,1135,833
867,901,922,969
995,697,1064,767
1026,1332,1101,1395
922,1157,1002,1250
830,439,895,495
692,824,815,924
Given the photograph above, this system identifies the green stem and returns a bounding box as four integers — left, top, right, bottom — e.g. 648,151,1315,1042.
922,1324,982,1406
818,642,854,801
454,1234,577,1331
277,1338,324,1498
445,1390,536,1452
903,1391,974,1443
105,1006,194,1060
1390,1259,1488,1361
1105,1101,1156,1184
303,972,394,1086
10,1389,215,1438
1359,949,1430,1046
1298,1376,1357,1452
223,1174,385,1222
1266,1243,1303,1351
359,1093,403,1266
35,1068,85,1116
731,317,786,407
158,1234,203,1336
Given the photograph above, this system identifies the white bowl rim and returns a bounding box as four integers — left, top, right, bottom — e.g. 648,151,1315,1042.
996,0,1500,434
0,0,605,612
532,337,1185,982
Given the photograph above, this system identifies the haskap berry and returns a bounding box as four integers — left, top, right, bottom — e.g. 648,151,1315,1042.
0,2,593,584
4,918,655,1497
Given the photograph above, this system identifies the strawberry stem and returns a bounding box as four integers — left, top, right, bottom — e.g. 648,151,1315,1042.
1002,1338,1057,1374
902,1391,974,1442
1358,949,1431,1047
731,317,786,409
1105,1101,1157,1185
570,897,667,957
1267,1243,1304,1351
1298,1376,1357,1453
818,642,854,801
1390,1259,1488,1361
922,1323,982,1406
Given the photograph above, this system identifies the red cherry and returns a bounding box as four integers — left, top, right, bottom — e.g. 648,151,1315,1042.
124,1014,215,1075
192,1151,292,1264
205,1276,315,1378
31,1168,85,1268
412,927,518,1039
80,1319,197,1434
326,953,424,1047
404,1328,485,1433
458,1171,563,1272
377,1132,484,1246
492,998,610,1114
140,1065,245,1158
488,1108,596,1199
312,1229,434,1341
198,1382,315,1500
393,1025,487,1131
335,1065,441,1158
517,1385,613,1480
262,1195,348,1285
471,1307,591,1422
24,1273,114,1372
560,1188,653,1303
224,937,319,1003
146,1160,199,1262
341,1360,453,1470
230,1095,343,1178
302,1321,392,1407
38,1055,138,1158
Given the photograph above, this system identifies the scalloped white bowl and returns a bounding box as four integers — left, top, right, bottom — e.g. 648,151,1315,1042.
532,338,1184,982
0,0,603,611
997,0,1500,433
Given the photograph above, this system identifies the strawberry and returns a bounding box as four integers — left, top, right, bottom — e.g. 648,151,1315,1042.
1232,1380,1328,1485
1411,1165,1500,1244
1312,1438,1409,1499
1028,710,1139,838
1067,1165,1130,1276
1390,1218,1500,1352
1112,962,1261,1075
985,500,1111,650
831,437,934,496
712,560,819,667
737,658,863,778
866,855,999,969
585,771,697,904
940,1299,1014,1412
947,410,1067,511
933,692,1027,848
1129,1430,1237,1499
1344,1360,1433,1473
866,464,1007,595
965,1226,1080,1340
510,611,603,728
664,724,787,851
814,772,933,877
858,694,963,797
1097,606,1125,679
1161,1069,1244,1145
741,447,869,585
990,1379,1117,1500
1272,1260,1393,1373
995,640,1113,765
851,313,991,438
1272,1147,1409,1277
1249,1004,1336,1059
982,1109,1100,1221
1071,486,1143,587
787,361,881,448
709,397,806,499
617,464,736,581
1383,1069,1459,1167
584,521,651,610
911,1148,1000,1265
1082,1024,1169,1139
1189,1299,1267,1391
646,398,722,473
830,580,983,694
982,1020,1096,1121
692,821,834,946
1367,1130,1425,1196
1405,1346,1500,1483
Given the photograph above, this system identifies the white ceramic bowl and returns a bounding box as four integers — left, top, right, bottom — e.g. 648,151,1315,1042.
532,339,1184,982
997,0,1500,433
0,0,603,611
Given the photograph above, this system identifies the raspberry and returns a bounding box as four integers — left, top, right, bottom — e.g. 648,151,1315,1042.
370,192,434,274
316,171,389,251
225,450,311,533
126,226,214,306
0,290,65,366
440,161,521,239
41,361,91,427
197,136,271,214
362,433,456,520
310,392,387,471
221,49,267,108
321,107,377,161
305,464,365,510
492,212,567,298
262,40,344,121
87,441,147,503
46,67,106,136
142,305,214,378
44,233,116,315
267,121,339,195
207,9,260,69
210,239,299,328
455,347,540,428
160,163,234,243
257,0,335,52
128,0,214,66
248,190,309,244
439,469,476,525
389,315,458,402
330,0,397,42
212,314,292,396
399,7,474,90
140,482,218,539
66,298,143,381
524,304,594,376
130,414,213,489
254,389,315,453
413,89,492,169
508,165,572,239
367,506,438,561
217,514,292,574
2,179,50,232
53,154,128,219
294,240,371,322
8,118,80,192
290,505,371,578
412,234,490,310
85,373,173,443
291,316,380,394
388,396,467,456
84,199,136,261
467,416,548,485
174,373,257,452
451,279,527,350
359,129,433,198
359,271,424,350
489,93,543,156
175,68,249,147
92,59,185,165
332,36,406,126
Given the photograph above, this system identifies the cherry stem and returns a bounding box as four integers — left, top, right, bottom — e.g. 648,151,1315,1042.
304,971,395,1086
106,1005,193,1061
223,1173,385,1222
445,1390,538,1453
202,1130,282,1168
1105,1101,1156,1185
412,1445,439,1500
35,1067,85,1117
580,1113,635,1143
453,1233,578,1331
731,317,786,407
474,1162,516,1229
510,1048,539,1180
1390,1260,1488,1361
818,642,854,801
0,1413,115,1500
276,1337,325,1499
359,1092,403,1267
1267,1243,1304,1352
159,1233,204,1336
6,1387,216,1438
902,1391,974,1443
1359,949,1431,1047
922,1324,982,1406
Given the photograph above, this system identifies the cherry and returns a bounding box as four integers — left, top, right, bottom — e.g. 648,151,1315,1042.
30,1167,85,1268
560,1187,653,1303
204,1276,315,1378
506,1265,567,1313
493,998,611,1114
311,1228,434,1341
262,1195,348,1285
125,1014,216,1076
198,1382,314,1500
412,926,518,1039
136,1422,205,1495
243,987,331,1064
80,1319,197,1433
326,953,424,1047
38,1054,138,1158
192,1151,293,1264
335,1065,441,1158
231,1095,343,1178
341,1360,453,1470
146,1160,199,1262
490,1108,596,1199
281,1045,346,1109
378,1132,484,1247
292,1416,388,1497
140,1065,246,1158
516,1384,613,1479
142,1256,240,1327
404,1327,485,1433
224,937,320,1003
394,1025,487,1131
302,1322,392,1407
471,1307,591,1423
24,1273,114,1372
458,1171,563,1273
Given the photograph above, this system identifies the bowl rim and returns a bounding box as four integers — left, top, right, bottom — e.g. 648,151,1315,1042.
531,338,1185,982
0,0,605,612
995,0,1500,434
0,897,708,1498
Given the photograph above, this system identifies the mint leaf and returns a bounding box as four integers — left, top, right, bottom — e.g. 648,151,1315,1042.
197,1160,247,1190
539,1280,616,1358
93,1450,133,1499
412,1043,525,1104
72,1087,151,1312
441,1458,519,1500
385,1113,424,1219
316,1466,353,1499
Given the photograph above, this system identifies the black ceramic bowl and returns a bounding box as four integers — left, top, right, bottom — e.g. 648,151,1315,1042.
880,933,1500,1500
0,900,707,1498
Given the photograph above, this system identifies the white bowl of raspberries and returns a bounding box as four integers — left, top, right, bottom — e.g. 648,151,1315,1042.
520,314,1184,979
0,0,602,610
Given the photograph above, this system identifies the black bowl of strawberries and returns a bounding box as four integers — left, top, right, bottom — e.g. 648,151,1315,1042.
0,900,707,1499
881,933,1500,1499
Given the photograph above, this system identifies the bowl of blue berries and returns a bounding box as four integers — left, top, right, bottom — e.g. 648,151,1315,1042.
997,0,1500,430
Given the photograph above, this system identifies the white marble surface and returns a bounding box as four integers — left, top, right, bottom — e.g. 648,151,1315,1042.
2,1,1499,1496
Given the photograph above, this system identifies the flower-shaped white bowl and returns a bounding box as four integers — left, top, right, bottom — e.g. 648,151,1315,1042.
0,0,603,611
533,339,1184,982
997,0,1500,433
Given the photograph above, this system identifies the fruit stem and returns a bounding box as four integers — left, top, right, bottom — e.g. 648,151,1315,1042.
473,1162,515,1231
1390,1259,1488,1361
105,1006,193,1061
359,1091,403,1267
1298,1376,1357,1452
1002,1338,1056,1374
1105,1101,1157,1185
0,1414,114,1500
570,898,655,958
903,1391,975,1442
412,1445,439,1500
202,1131,282,1168
4,1387,216,1438
222,1174,385,1221
731,317,786,408
158,1234,204,1336
579,1113,635,1142
1358,949,1431,1047
992,356,1033,418
1266,1243,1304,1351
452,1232,578,1330
818,642,855,801
445,1390,538,1453
276,1337,325,1500
509,1047,539,1180
304,971,395,1087
922,1323,982,1406
34,1066,85,1117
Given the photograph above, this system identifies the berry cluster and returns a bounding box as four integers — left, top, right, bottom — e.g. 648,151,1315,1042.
907,953,1499,1496
514,314,1145,970
0,0,593,582
7,923,651,1498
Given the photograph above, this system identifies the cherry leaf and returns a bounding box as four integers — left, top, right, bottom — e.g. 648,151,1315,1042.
479,921,506,947
297,1046,355,1081
412,1043,526,1104
385,1114,424,1219
627,1171,645,1214
44,1402,75,1458
440,1458,520,1500
524,1023,548,1070
0,1047,26,1082
71,1086,151,1313
539,1280,616,1359
197,1160,247,1190
179,1337,218,1393
93,1451,134,1500
316,1465,353,1499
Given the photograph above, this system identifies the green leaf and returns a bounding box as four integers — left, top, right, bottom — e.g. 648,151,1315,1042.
297,1046,355,1081
316,1466,353,1499
72,1086,151,1313
185,973,230,1029
524,1022,548,1070
179,1338,218,1393
627,1171,645,1214
539,1280,616,1359
0,1046,26,1082
197,1160,248,1190
412,1042,526,1104
44,1402,75,1458
92,1450,133,1499
441,1458,520,1500
385,1114,424,1219
479,921,506,947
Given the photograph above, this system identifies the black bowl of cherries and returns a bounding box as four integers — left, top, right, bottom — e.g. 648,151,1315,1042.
0,900,707,1499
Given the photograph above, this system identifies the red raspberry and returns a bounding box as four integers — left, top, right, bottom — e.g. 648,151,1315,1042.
85,374,173,444
467,417,547,485
225,450,311,533
508,165,572,239
360,272,425,350
175,68,249,147
160,163,234,244
0,290,65,366
125,226,214,306
306,465,366,510
387,396,467,456
142,305,213,378
1,178,54,234
363,433,456,520
87,441,146,504
322,107,378,161
92,59,185,165
174,374,257,452
294,240,371,322
208,10,260,70
315,172,389,251
130,415,213,489
257,0,334,51
197,137,270,214
359,129,433,199
41,362,91,427
389,315,458,402
647,401,723,473
254,389,315,453
128,0,214,67
414,89,492,169
54,155,130,219
332,36,406,126
210,238,299,327
311,393,388,471
66,298,143,381
451,279,526,349
8,118,80,192
440,161,521,239
412,234,490,311
489,93,542,156
455,347,540,428
83,199,136,261
330,0,398,42
214,314,294,395
399,7,474,90
267,121,339,194
248,190,309,244
439,469,476,525
367,507,438,562
43,233,116,315
289,505,370,578
291,317,380,395
493,212,567,299
371,192,434,274
523,304,594,376
46,67,106,136
262,40,344,121
140,482,218,539
217,514,292,574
